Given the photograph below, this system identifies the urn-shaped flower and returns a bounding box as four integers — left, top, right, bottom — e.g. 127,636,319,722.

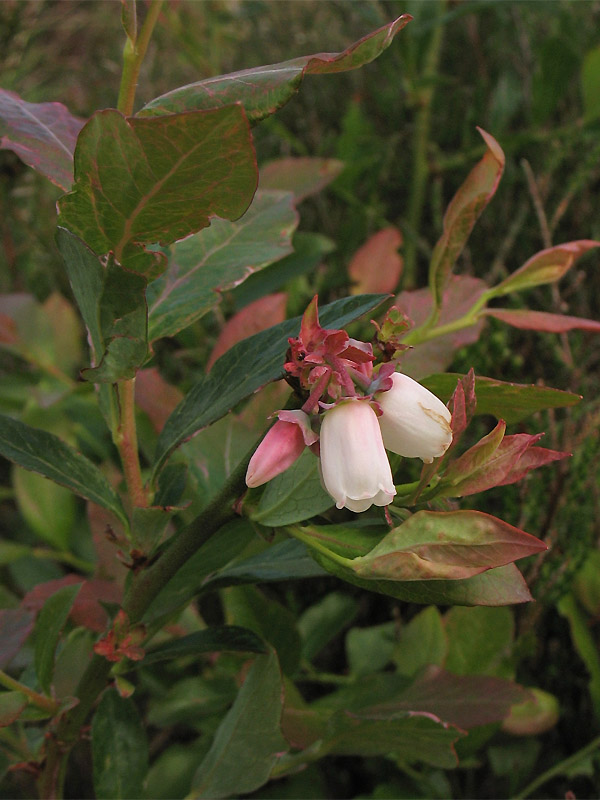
376,372,452,463
320,400,396,513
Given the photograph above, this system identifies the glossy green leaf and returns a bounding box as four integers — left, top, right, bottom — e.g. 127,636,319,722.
251,448,333,526
490,240,600,298
139,16,412,122
0,88,83,190
153,294,386,478
147,190,297,341
142,626,266,667
92,690,148,800
429,128,504,310
13,466,76,550
34,583,81,694
190,650,287,799
58,107,258,277
421,373,581,423
0,414,128,526
351,511,547,582
206,538,328,590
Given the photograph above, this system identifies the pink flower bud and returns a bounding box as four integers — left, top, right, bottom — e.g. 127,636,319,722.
246,410,317,488
320,400,396,513
376,372,452,463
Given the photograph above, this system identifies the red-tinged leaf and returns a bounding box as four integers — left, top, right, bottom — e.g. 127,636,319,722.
0,608,35,669
135,368,183,433
494,442,569,487
349,227,403,295
22,575,122,633
0,88,84,190
58,107,258,278
351,510,547,582
138,16,412,123
259,157,344,201
369,666,530,730
443,420,508,484
397,276,488,378
484,308,600,333
429,128,504,309
0,692,28,727
492,240,600,297
207,293,287,371
421,373,581,424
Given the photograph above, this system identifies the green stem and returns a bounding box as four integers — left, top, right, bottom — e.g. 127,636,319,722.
402,0,447,288
284,525,354,568
117,0,164,116
0,670,59,714
401,288,493,347
512,734,600,799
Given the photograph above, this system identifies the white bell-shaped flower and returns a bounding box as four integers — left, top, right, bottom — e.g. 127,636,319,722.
320,400,396,513
376,372,452,463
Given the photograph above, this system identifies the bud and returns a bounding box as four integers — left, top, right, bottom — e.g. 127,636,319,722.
246,410,317,488
320,400,396,513
377,372,452,463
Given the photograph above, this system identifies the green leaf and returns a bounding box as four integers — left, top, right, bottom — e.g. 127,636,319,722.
0,414,128,526
312,552,533,606
138,16,412,123
428,129,504,310
142,626,267,667
206,539,328,589
92,690,148,800
222,586,301,676
153,293,386,478
490,241,600,298
0,692,28,727
421,373,581,424
444,606,514,678
299,592,359,663
143,519,256,623
0,608,35,669
190,650,287,799
393,606,448,678
582,46,600,121
558,593,600,721
346,622,397,677
0,88,83,190
147,190,297,341
58,107,258,277
251,448,333,526
34,583,81,694
350,510,546,581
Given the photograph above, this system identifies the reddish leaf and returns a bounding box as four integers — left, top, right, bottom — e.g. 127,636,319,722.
494,442,569,486
0,88,84,190
492,240,600,297
484,308,600,333
396,276,488,378
0,608,35,668
421,373,581,424
259,157,344,202
58,107,258,278
352,510,547,582
370,666,530,730
348,227,403,295
22,575,122,633
139,16,413,123
429,129,504,309
135,368,183,433
443,419,507,485
207,293,287,371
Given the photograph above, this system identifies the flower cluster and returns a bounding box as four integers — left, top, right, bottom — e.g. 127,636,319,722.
246,297,452,513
